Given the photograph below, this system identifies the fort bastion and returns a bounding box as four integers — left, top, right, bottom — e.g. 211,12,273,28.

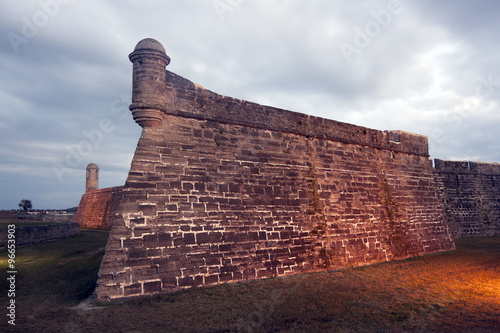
72,38,497,301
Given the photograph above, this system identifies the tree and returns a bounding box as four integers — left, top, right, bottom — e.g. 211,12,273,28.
18,199,32,211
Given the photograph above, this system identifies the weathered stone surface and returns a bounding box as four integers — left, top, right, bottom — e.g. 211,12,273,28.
434,159,500,238
74,186,123,229
94,39,457,301
85,163,99,193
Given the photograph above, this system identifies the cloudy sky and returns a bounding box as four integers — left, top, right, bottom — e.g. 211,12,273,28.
1,0,499,210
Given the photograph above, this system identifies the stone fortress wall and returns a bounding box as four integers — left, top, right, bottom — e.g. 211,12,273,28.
91,39,461,301
434,159,500,238
74,186,123,229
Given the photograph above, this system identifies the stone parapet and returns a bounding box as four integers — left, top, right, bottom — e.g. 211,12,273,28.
434,159,500,175
157,71,429,156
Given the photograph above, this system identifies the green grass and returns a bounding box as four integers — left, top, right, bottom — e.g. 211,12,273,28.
1,231,109,305
1,234,499,332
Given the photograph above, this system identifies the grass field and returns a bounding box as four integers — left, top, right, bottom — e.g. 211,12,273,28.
1,230,499,332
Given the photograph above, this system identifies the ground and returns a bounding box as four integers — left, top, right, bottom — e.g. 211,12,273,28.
1,219,499,332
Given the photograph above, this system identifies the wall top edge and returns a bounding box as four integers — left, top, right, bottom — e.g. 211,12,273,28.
156,70,430,156
434,158,500,174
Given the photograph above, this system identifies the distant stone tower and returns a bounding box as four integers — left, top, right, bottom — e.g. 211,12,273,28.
128,38,171,127
85,163,99,193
